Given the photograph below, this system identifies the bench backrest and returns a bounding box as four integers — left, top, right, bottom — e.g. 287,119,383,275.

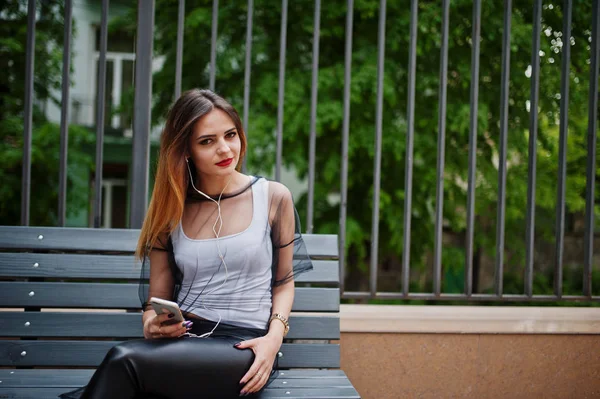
0,226,340,369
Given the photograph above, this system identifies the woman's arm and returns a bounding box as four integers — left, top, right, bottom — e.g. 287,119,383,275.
267,280,294,339
237,182,297,395
266,182,296,340
142,244,173,325
142,233,187,338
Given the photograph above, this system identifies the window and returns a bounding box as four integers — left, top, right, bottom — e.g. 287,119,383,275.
93,27,135,133
90,164,129,228
101,178,128,228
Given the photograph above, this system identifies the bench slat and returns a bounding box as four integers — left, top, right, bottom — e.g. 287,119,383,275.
0,312,340,340
0,227,338,259
0,253,339,284
0,340,340,368
0,253,141,279
0,226,139,252
0,369,350,387
0,372,353,389
0,387,360,399
260,388,360,398
267,378,354,389
0,283,340,312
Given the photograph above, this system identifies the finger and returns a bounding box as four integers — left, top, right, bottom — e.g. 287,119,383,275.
249,373,269,394
242,359,268,391
152,320,185,338
242,372,261,394
154,312,177,325
240,358,263,385
166,325,187,338
244,367,270,394
241,372,260,394
234,338,258,350
153,325,164,339
163,320,192,334
164,321,192,338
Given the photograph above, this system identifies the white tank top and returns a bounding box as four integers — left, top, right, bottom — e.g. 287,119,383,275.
170,177,273,329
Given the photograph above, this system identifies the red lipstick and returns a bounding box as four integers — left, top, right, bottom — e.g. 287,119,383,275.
216,158,233,167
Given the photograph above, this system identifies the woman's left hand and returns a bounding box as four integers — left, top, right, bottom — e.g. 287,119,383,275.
235,333,283,395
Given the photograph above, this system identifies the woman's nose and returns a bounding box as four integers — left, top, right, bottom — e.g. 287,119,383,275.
216,140,230,154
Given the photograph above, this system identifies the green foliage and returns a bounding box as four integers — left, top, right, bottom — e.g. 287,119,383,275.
116,0,598,298
0,0,95,226
0,117,95,226
0,0,68,121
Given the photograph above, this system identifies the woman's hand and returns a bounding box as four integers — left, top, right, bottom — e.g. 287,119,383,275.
235,333,283,395
143,311,192,339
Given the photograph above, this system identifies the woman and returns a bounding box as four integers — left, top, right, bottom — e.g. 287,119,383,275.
61,89,312,399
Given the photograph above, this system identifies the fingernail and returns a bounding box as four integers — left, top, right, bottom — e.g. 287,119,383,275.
183,321,193,327
168,313,175,318
239,391,246,396
234,342,241,347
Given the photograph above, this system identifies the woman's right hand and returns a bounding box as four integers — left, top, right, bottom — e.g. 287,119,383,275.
143,312,192,339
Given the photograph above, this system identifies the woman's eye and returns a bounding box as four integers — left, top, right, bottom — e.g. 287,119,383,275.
226,131,237,138
200,139,212,145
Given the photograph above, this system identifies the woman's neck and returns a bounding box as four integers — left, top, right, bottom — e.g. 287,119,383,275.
195,171,248,197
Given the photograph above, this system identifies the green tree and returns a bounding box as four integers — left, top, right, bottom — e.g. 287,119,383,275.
119,0,598,297
0,0,95,226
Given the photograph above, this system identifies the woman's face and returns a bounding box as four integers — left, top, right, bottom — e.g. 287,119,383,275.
188,108,241,177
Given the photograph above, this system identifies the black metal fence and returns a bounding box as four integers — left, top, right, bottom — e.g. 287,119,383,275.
18,0,600,303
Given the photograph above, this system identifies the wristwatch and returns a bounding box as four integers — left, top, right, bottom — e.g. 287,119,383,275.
269,313,290,337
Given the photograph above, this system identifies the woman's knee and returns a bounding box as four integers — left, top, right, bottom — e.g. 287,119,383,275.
104,340,141,367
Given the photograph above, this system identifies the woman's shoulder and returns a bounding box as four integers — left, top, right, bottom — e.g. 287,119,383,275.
248,175,291,197
263,179,292,201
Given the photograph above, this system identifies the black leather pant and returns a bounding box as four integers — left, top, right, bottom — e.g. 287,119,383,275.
61,320,269,399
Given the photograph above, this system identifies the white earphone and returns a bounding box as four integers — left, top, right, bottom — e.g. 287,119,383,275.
184,157,233,338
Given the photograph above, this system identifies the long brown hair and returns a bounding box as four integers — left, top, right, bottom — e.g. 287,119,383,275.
135,89,247,259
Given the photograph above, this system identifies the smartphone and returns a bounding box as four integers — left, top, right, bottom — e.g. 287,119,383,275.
149,297,185,325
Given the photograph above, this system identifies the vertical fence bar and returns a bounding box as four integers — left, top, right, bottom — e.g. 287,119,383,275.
93,0,109,228
242,0,254,172
58,0,73,227
433,0,450,296
20,0,36,226
370,0,386,297
525,0,542,297
175,0,185,99
495,0,512,296
401,0,418,296
465,0,481,297
307,0,321,234
209,0,218,91
584,0,600,297
275,0,288,182
339,0,354,296
129,0,155,229
554,0,572,298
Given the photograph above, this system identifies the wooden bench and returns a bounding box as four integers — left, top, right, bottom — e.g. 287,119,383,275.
0,226,360,399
